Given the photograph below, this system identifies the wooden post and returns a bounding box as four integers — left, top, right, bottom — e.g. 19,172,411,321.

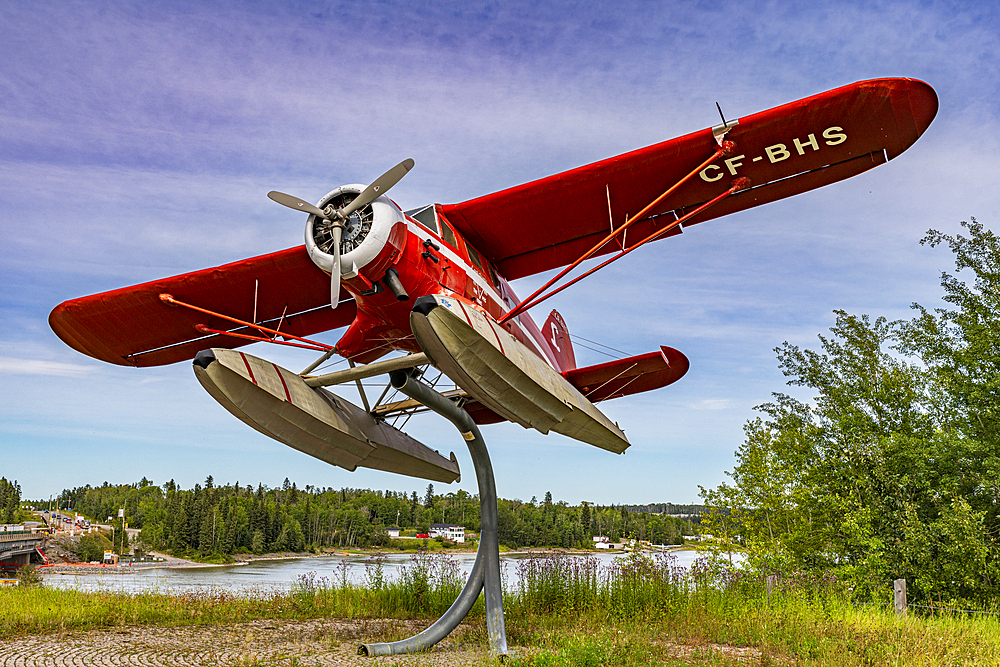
893,578,907,615
766,574,777,601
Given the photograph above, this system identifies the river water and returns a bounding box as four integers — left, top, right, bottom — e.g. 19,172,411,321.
44,550,707,595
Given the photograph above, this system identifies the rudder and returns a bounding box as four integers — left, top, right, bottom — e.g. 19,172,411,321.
542,310,576,371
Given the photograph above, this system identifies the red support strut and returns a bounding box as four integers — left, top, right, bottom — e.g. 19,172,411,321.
500,176,750,323
159,293,335,352
500,142,737,324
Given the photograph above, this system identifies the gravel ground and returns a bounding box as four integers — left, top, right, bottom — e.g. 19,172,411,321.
0,619,498,666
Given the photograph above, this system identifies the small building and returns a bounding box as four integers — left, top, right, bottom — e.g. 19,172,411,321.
429,523,465,543
386,526,400,538
103,551,119,565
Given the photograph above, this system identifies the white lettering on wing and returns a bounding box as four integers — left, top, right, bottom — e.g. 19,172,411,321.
697,125,849,183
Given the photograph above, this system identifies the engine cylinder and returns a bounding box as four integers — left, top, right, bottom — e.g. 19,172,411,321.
305,184,405,278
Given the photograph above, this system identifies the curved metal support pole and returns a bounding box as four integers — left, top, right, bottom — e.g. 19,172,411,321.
360,546,485,656
359,371,508,658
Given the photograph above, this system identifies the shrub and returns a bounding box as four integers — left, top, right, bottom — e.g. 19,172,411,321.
17,565,43,588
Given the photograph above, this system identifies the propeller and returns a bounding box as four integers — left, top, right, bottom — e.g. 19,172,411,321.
268,158,414,309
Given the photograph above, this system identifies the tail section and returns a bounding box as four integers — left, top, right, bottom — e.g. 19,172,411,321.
543,310,576,371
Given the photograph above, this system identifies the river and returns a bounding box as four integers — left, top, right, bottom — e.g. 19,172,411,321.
43,549,711,595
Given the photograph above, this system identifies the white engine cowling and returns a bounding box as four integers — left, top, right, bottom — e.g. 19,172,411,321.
304,184,405,278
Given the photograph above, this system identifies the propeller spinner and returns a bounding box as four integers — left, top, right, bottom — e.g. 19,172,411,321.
268,158,415,309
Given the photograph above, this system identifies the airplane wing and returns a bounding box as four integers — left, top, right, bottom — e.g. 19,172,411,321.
563,346,689,402
441,78,938,281
50,246,355,367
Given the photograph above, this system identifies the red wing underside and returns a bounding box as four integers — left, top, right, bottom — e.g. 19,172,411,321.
50,246,355,367
442,78,938,280
563,346,689,402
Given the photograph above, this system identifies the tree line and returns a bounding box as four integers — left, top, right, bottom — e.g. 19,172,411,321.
1,478,21,524
49,478,694,558
701,220,1000,606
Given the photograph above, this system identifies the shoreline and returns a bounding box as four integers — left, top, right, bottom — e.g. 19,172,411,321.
38,544,694,576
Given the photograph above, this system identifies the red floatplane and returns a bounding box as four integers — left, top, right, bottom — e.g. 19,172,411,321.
50,78,938,485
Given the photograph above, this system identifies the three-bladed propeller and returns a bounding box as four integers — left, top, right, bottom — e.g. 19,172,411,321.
268,158,414,309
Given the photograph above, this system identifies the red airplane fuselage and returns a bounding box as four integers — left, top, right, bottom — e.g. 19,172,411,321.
333,202,574,373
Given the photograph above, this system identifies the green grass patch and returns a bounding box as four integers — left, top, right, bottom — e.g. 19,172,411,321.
4,551,999,666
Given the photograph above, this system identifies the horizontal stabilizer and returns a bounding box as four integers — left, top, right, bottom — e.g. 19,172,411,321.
563,347,689,402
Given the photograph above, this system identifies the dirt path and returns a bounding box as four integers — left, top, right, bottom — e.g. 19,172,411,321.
0,619,776,666
0,619,497,666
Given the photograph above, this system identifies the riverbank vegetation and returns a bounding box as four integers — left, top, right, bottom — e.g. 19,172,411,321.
3,551,998,664
46,480,697,559
700,220,1000,609
1,478,27,524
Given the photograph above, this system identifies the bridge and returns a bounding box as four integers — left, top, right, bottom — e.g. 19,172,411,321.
0,530,46,570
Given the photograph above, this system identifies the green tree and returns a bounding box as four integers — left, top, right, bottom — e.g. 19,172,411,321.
0,479,21,524
77,532,113,562
701,220,1000,604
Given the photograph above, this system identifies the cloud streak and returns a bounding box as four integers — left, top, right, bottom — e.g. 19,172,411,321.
0,356,93,377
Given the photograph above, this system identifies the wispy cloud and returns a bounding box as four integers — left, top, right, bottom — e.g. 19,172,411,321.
0,356,92,377
686,399,732,411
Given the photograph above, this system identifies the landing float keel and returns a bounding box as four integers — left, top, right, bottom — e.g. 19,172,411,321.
193,348,460,483
410,295,630,453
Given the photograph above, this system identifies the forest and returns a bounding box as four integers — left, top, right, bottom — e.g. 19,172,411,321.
701,220,1000,606
1,478,22,524
48,478,696,559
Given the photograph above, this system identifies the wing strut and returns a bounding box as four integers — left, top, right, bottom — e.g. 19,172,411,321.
159,293,335,352
500,140,738,324
500,168,749,324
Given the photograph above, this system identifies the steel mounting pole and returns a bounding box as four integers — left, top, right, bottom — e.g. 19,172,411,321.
359,371,508,659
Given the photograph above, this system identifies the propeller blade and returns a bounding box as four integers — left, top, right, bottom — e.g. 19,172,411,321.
267,191,329,218
340,158,415,218
329,225,343,310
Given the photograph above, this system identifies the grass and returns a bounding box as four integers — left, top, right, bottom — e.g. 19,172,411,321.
3,551,999,665
500,607,1000,666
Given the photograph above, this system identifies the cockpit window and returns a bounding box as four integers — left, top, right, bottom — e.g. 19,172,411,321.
440,220,459,251
466,244,485,273
404,205,439,235
488,264,502,291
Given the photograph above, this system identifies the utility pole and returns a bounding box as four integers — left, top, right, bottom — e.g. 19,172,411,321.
118,508,125,556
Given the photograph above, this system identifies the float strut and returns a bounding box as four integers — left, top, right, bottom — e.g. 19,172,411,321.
359,371,508,659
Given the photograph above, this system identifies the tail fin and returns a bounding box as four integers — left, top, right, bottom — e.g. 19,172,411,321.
543,310,576,371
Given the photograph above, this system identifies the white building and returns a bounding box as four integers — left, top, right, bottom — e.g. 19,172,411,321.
429,523,465,543
386,526,400,538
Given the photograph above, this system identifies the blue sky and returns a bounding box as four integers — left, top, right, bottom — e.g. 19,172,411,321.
2,1,998,505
